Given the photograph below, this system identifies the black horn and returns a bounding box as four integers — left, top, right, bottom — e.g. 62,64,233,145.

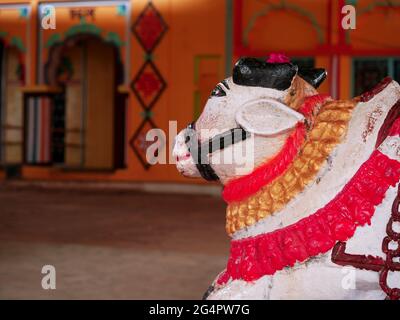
232,57,298,91
298,68,327,89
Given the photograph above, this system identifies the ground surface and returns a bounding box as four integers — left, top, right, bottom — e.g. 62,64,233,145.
0,184,229,299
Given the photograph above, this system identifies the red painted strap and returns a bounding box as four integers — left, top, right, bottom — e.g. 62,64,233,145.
360,77,393,103
217,150,400,285
388,117,400,136
376,100,400,148
298,94,331,117
222,94,331,204
222,123,306,203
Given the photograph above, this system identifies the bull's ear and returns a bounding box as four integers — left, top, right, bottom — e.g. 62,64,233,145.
235,98,304,136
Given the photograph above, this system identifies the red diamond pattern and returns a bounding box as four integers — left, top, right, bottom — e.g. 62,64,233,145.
129,119,165,170
130,1,167,170
131,60,166,110
132,2,168,53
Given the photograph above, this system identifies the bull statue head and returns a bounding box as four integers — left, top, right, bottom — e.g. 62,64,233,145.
173,54,400,300
173,55,327,184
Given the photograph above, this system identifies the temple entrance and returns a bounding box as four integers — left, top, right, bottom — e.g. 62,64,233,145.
0,43,24,166
45,35,125,170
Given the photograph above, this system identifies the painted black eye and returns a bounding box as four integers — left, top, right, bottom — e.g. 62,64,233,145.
210,85,226,98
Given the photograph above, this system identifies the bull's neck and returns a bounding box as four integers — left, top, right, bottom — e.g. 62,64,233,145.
224,96,358,235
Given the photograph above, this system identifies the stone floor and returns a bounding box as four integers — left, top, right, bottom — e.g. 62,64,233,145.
0,185,229,299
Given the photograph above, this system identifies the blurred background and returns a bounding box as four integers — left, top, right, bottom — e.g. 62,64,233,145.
0,0,399,299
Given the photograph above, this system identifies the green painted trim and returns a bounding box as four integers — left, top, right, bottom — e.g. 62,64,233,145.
105,31,125,47
144,53,154,60
194,55,223,84
358,0,400,15
45,33,62,48
193,55,223,121
44,20,126,58
56,56,74,79
10,36,25,52
0,31,26,53
140,109,153,119
346,0,400,44
225,0,234,77
243,0,324,46
65,21,102,38
193,91,201,120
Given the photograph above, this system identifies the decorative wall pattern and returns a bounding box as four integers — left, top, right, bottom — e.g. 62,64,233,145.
130,2,168,170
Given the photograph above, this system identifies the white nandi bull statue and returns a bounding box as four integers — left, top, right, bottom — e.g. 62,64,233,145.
173,54,400,300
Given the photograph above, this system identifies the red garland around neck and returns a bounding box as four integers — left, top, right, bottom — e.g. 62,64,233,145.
222,94,331,204
217,120,400,285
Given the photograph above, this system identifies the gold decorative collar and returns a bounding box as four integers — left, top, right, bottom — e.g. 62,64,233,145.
226,99,358,235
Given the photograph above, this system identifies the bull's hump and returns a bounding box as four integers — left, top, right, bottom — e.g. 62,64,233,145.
232,79,400,240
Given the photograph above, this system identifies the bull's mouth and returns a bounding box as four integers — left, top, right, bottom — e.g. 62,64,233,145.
173,138,201,178
175,154,192,173
176,153,191,162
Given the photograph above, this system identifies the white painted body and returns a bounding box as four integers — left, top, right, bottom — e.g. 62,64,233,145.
174,76,400,299
208,182,397,300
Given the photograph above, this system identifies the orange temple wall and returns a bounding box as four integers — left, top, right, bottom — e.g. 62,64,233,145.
0,0,399,183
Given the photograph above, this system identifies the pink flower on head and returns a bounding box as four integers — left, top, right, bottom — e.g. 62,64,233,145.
267,53,290,64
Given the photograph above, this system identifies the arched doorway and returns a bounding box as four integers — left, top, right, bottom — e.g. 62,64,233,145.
44,34,126,170
0,42,24,166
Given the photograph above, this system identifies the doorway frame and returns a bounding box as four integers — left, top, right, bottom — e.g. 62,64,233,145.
23,33,127,170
